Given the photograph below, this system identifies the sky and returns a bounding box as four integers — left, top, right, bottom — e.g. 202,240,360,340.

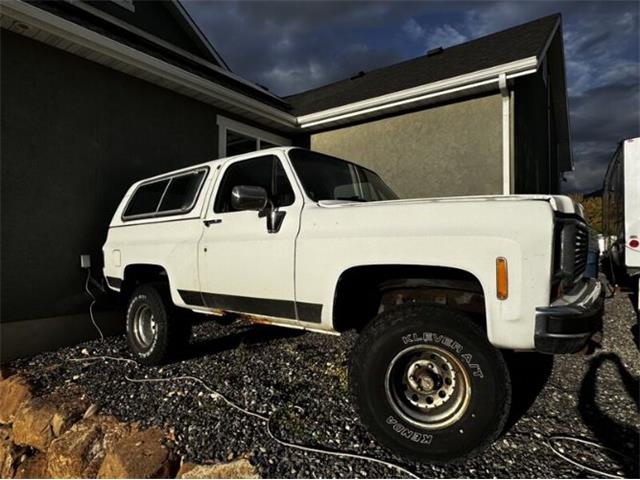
183,0,640,194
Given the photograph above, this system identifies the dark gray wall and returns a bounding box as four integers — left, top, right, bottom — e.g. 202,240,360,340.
0,29,225,324
85,0,211,61
513,68,560,194
0,30,242,359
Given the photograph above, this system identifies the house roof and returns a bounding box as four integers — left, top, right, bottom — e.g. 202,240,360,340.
286,14,560,116
26,0,288,110
3,3,570,167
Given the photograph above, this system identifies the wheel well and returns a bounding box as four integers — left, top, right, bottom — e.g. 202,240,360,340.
332,265,486,332
121,264,169,301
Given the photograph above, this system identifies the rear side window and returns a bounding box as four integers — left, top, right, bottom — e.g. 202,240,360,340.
123,179,169,218
123,168,207,220
158,170,206,212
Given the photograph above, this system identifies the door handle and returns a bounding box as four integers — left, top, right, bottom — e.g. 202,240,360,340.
203,219,222,227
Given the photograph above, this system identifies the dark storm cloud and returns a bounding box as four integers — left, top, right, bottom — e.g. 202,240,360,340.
183,1,434,94
184,0,639,193
564,65,640,192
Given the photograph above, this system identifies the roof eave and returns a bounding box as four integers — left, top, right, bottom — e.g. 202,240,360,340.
296,56,539,129
1,0,297,129
167,0,230,71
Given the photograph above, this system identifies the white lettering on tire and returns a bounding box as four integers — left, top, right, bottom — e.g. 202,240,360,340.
386,416,433,444
401,332,484,378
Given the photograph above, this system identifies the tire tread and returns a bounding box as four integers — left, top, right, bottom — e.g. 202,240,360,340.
349,303,511,463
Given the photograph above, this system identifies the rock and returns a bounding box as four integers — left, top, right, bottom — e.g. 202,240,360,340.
47,415,130,478
13,452,48,479
0,366,15,381
82,403,99,420
0,425,27,478
97,427,175,478
177,459,259,479
12,393,89,451
0,375,32,424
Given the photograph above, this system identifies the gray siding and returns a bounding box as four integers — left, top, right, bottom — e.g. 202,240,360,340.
86,0,212,61
513,69,561,194
0,29,220,327
310,94,503,199
0,30,293,359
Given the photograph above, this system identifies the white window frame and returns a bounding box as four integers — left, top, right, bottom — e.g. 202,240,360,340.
217,115,291,158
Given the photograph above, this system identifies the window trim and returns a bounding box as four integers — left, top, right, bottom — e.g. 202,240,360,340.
122,166,209,222
213,155,296,214
217,115,291,158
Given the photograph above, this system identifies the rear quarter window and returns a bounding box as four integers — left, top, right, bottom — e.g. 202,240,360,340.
123,179,169,218
122,168,208,220
158,170,206,213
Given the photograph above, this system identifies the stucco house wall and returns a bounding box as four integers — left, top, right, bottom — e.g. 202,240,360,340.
310,94,503,199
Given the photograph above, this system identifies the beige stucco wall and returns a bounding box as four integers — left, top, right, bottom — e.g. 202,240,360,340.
310,94,503,199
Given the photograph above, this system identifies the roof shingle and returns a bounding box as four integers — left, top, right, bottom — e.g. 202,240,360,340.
285,14,560,116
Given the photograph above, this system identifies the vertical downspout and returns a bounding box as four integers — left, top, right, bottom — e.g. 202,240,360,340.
499,73,511,195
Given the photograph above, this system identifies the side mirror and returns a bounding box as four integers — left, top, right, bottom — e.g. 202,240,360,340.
231,185,269,211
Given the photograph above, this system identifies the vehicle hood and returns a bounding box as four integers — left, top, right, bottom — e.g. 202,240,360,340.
318,194,584,217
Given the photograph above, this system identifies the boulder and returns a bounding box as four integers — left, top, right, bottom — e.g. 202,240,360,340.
12,393,89,451
13,452,48,479
97,427,175,478
0,425,27,478
47,415,130,478
177,459,259,479
0,366,15,381
0,375,32,424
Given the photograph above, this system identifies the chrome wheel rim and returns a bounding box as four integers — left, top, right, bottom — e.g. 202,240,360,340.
385,344,471,430
133,304,156,349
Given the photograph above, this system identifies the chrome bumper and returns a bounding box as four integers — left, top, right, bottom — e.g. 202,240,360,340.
535,278,604,354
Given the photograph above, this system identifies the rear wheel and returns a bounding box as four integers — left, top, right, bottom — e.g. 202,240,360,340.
349,304,511,463
126,283,191,365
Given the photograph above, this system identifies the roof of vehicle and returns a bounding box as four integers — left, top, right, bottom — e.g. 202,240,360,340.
129,146,298,187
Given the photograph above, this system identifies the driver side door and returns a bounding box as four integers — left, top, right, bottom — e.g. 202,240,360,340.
198,154,302,325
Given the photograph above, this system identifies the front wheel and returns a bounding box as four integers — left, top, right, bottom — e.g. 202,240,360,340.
349,304,511,463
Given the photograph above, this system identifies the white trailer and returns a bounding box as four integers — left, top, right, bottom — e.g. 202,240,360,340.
603,137,640,308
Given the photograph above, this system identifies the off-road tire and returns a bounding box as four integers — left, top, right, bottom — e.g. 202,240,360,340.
349,303,511,463
126,283,191,365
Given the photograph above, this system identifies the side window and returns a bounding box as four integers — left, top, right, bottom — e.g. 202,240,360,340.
123,169,207,220
272,159,295,208
214,156,295,213
158,170,206,213
123,179,169,218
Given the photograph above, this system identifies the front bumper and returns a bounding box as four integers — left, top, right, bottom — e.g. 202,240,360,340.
535,278,604,354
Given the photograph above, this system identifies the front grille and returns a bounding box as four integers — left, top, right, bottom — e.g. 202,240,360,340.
573,224,589,282
554,215,590,289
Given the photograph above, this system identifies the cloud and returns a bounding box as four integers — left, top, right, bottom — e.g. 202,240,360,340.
425,24,468,49
183,0,413,95
564,64,640,192
403,18,468,50
183,0,640,193
402,18,425,41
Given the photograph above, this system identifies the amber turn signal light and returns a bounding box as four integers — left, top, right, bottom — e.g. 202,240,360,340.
496,257,508,300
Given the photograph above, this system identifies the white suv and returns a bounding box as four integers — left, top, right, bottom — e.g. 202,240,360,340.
103,147,603,462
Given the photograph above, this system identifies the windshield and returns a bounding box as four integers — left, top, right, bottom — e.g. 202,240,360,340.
288,149,399,202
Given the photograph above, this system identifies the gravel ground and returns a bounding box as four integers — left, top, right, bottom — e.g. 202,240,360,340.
10,293,639,478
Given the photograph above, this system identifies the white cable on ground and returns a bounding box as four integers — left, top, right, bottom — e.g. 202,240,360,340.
545,435,628,479
85,269,104,341
68,356,419,479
